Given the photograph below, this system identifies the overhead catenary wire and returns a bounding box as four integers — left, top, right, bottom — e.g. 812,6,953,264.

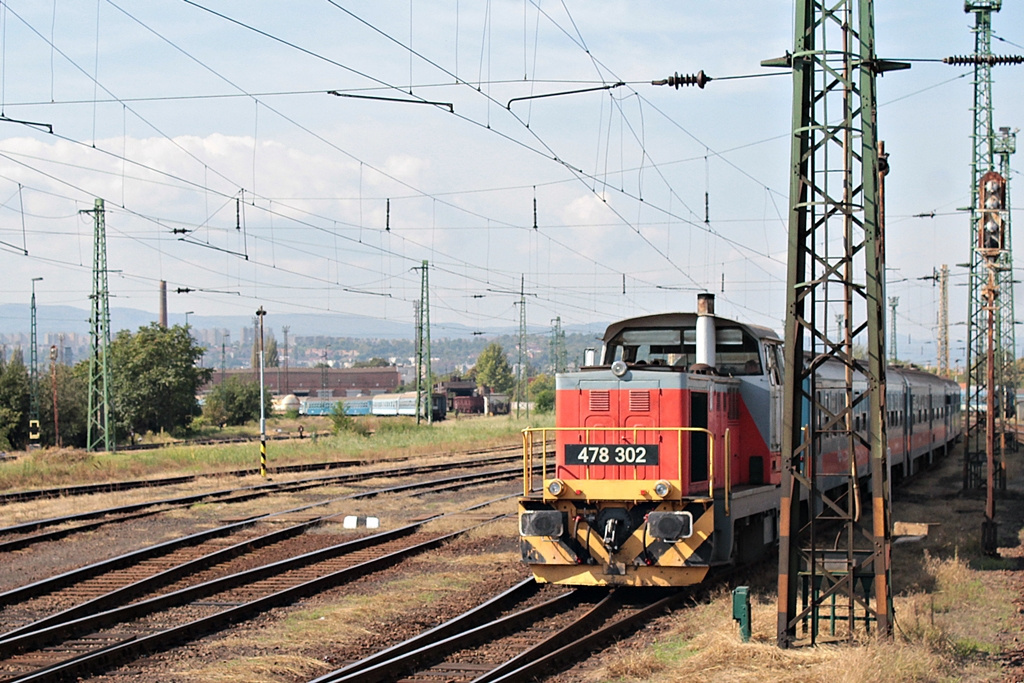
0,3,989,335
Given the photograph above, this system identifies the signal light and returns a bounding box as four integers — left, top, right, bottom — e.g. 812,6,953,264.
977,171,1006,256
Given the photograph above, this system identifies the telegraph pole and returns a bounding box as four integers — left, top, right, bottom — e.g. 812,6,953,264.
765,0,904,645
84,198,114,453
49,345,59,448
282,325,290,395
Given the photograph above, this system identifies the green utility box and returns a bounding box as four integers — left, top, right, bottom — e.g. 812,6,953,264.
732,585,751,642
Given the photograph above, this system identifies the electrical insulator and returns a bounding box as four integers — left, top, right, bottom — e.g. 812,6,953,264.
943,54,1024,66
977,170,1006,256
652,70,710,89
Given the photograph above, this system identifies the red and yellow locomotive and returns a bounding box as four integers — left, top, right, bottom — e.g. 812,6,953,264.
518,294,959,587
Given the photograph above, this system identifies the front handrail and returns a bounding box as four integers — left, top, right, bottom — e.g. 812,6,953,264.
521,426,724,499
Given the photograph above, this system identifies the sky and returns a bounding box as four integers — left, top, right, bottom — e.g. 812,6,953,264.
0,1,1020,367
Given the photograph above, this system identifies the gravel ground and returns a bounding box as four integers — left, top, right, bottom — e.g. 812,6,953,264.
7,442,1022,683
86,534,529,682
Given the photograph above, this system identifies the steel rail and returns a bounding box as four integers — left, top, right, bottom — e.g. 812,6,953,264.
0,445,519,504
1,462,519,554
308,578,541,683
0,467,521,618
5,518,498,683
483,590,689,683
0,455,518,548
316,588,586,683
315,588,688,683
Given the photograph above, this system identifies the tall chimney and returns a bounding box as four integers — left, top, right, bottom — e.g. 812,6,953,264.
696,293,716,368
159,280,167,328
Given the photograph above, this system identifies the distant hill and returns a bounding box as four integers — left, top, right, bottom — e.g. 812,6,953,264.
0,303,605,341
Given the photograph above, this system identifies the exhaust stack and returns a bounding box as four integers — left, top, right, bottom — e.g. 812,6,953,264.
696,293,716,368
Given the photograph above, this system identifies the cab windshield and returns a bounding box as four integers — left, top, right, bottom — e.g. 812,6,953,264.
603,326,763,376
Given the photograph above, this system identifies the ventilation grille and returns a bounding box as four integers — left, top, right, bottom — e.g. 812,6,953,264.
589,390,610,411
629,390,651,412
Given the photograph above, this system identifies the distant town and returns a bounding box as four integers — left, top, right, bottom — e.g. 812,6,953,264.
0,324,601,380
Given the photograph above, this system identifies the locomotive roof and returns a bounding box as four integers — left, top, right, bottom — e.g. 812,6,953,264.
602,312,781,344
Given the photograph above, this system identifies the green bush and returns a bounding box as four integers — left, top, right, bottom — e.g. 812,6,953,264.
203,376,272,426
330,402,370,436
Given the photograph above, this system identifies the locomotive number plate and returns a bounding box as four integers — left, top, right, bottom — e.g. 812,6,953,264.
564,444,660,466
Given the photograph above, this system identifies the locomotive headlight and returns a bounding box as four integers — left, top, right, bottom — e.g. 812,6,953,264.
547,479,566,496
653,479,672,497
611,360,628,377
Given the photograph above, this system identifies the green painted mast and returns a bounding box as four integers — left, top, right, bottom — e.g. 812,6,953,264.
86,198,114,452
765,0,906,646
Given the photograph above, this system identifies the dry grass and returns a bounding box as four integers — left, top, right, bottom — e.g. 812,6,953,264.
591,590,958,683
589,441,1023,683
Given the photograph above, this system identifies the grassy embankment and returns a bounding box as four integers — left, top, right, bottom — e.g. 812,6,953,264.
0,413,552,491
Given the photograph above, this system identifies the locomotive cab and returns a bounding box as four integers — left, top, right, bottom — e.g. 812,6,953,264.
519,294,783,587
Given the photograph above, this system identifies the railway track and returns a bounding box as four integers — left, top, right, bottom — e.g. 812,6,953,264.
0,454,520,552
0,444,521,505
313,582,688,683
0,466,521,638
0,496,516,683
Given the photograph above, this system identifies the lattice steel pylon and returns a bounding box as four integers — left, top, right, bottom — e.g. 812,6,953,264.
961,1,1020,495
550,316,566,374
938,265,949,377
414,260,432,425
765,0,905,646
993,127,1016,418
889,297,899,363
28,277,42,444
85,198,114,453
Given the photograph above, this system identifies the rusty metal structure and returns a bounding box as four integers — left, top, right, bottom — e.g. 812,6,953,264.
961,2,1021,512
765,0,905,645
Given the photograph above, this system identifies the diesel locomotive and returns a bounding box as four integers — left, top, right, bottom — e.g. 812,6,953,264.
518,294,960,586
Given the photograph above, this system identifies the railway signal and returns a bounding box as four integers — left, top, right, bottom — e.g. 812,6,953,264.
977,171,1006,256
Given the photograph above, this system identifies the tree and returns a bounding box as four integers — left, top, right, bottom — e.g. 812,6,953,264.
531,374,555,413
251,332,279,368
0,349,30,450
474,343,514,394
353,357,390,368
265,335,279,368
203,376,271,426
109,323,212,438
